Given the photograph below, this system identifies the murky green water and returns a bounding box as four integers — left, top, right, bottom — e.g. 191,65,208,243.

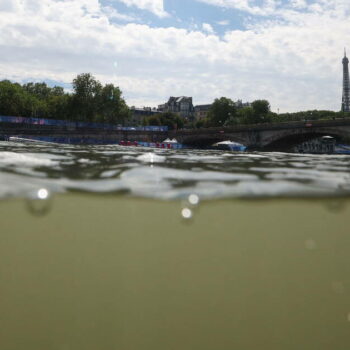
1,141,350,349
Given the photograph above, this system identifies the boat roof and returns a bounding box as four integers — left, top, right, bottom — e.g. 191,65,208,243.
213,140,243,146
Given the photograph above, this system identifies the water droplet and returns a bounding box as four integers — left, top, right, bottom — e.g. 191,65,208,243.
37,188,49,200
26,188,53,217
188,194,200,206
305,239,316,250
347,313,350,322
113,61,118,69
181,208,193,220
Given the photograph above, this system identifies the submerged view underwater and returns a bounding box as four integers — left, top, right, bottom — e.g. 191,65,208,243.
1,141,350,349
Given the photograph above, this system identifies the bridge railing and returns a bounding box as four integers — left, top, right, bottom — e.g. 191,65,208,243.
177,118,350,134
0,115,168,132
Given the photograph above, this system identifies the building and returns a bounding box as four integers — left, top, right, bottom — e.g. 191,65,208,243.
158,96,194,119
342,49,350,112
235,99,251,109
128,107,161,126
194,104,212,120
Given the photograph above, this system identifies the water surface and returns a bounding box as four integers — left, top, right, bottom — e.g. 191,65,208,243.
1,141,350,200
1,141,350,350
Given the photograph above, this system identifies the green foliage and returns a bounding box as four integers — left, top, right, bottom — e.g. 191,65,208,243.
195,119,206,128
146,112,184,130
2,78,347,128
96,84,130,124
205,98,271,127
72,73,102,122
207,97,236,127
0,74,130,124
46,95,72,120
0,80,28,116
276,110,340,122
198,98,346,127
148,115,161,126
252,100,270,116
23,82,53,100
236,107,255,124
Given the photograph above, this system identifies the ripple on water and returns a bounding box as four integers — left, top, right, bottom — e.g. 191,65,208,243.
1,142,350,200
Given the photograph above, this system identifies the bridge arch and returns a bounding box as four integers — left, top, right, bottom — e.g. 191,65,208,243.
260,128,348,151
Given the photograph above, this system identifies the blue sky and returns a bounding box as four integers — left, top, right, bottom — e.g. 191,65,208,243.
0,0,349,112
105,0,246,33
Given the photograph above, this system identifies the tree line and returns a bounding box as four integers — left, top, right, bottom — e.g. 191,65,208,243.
195,97,348,129
0,73,130,124
0,75,347,129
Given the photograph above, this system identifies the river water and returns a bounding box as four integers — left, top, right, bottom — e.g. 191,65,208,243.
1,141,350,349
1,141,350,199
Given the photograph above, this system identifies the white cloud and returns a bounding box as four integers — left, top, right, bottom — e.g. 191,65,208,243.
202,23,215,34
217,20,230,26
102,6,136,22
116,0,168,18
0,0,349,112
290,0,307,10
0,0,18,12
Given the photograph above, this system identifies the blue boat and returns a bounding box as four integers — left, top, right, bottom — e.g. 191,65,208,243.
212,140,246,152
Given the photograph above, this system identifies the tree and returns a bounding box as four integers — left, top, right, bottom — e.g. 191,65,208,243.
23,82,53,100
51,86,65,96
159,112,184,130
0,75,131,124
146,112,184,130
236,107,255,124
251,100,271,123
0,80,25,116
96,84,130,124
72,73,102,122
47,94,72,120
148,115,161,126
195,119,206,128
207,97,236,127
71,74,130,124
251,100,270,115
0,80,43,117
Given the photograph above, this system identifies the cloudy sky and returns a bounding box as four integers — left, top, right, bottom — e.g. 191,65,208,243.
0,0,349,112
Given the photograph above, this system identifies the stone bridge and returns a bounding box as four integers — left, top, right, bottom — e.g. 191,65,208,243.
170,119,350,150
1,118,350,150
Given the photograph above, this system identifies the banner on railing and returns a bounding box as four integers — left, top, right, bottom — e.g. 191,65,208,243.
0,115,168,132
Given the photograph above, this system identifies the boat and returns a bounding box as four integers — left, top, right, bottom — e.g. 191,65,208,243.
119,138,184,149
335,143,350,154
211,140,246,152
294,136,336,154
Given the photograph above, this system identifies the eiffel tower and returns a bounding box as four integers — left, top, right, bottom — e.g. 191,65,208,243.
342,49,350,112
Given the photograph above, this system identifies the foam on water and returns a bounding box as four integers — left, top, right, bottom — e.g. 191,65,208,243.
0,152,59,167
